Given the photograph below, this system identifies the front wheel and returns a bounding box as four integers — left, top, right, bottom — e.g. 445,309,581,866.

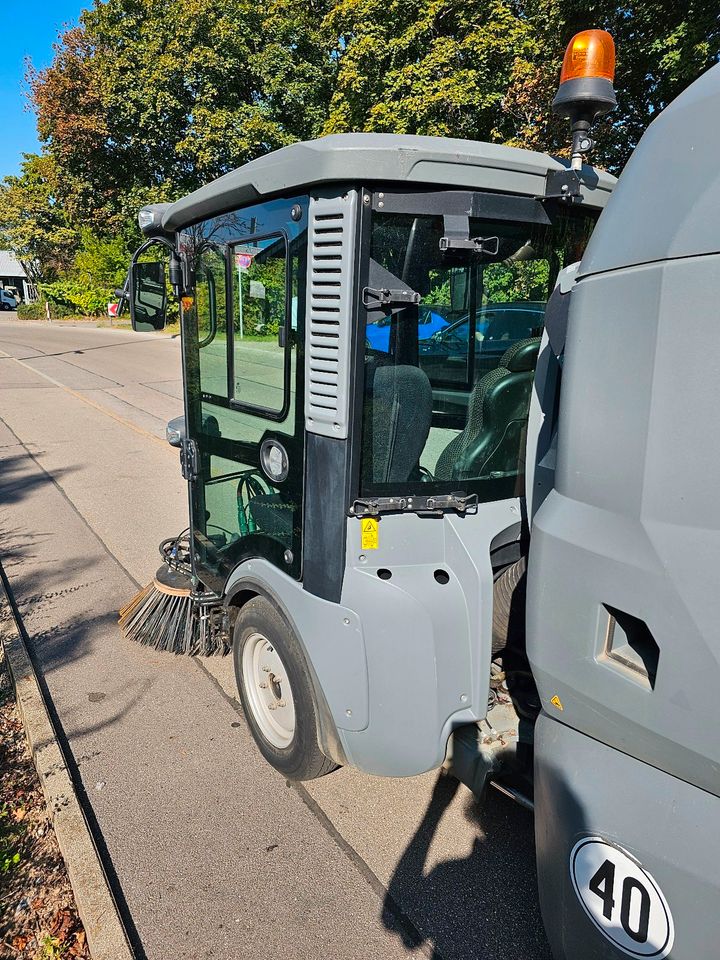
233,597,336,781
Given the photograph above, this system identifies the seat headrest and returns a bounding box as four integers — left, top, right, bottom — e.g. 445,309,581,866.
500,337,541,373
370,364,432,483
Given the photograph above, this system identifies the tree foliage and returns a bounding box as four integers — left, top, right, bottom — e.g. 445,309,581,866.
0,154,77,282
0,0,716,310
29,0,337,229
324,0,539,140
325,0,719,170
501,0,720,169
41,228,133,314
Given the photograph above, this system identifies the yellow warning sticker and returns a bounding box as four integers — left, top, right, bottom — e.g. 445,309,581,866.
361,518,379,550
550,695,564,711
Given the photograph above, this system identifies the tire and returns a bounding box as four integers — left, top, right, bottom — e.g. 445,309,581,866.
492,557,541,719
233,597,336,781
492,556,527,654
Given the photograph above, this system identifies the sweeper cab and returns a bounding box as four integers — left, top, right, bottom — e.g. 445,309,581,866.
120,30,720,959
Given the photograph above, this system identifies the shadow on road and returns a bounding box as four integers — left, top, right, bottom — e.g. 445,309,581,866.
382,771,552,960
0,454,80,510
0,455,153,741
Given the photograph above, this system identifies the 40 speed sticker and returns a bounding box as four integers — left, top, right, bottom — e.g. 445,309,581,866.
570,837,674,958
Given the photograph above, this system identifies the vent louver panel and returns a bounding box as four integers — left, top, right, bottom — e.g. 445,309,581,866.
305,191,358,438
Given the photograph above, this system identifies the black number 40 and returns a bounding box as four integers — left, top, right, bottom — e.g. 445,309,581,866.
589,859,651,944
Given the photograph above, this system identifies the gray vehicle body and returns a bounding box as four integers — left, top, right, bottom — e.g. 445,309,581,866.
528,62,720,959
152,134,613,778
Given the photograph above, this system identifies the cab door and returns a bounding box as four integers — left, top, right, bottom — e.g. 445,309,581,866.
179,197,308,594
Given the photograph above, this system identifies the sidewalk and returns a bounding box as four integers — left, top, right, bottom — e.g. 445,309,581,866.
0,416,419,960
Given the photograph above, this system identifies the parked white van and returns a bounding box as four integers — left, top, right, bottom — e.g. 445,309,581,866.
0,289,18,311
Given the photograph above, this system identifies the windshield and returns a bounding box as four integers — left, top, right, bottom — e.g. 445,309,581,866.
360,205,595,502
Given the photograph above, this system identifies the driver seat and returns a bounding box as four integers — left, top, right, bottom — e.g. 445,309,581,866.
434,338,540,482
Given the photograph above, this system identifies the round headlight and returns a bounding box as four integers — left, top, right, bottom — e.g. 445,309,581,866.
260,439,289,483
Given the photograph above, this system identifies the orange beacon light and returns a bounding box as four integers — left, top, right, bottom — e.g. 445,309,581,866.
560,29,616,84
553,30,617,170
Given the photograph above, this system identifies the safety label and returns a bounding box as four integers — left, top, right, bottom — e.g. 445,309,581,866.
361,518,379,550
570,837,674,958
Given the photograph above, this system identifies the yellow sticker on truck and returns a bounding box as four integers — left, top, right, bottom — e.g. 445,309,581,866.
361,518,379,550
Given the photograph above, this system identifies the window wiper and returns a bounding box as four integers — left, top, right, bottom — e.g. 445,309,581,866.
350,491,478,518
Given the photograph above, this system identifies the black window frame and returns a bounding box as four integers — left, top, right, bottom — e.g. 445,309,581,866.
179,196,309,592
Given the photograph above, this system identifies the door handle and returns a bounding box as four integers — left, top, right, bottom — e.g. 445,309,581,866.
180,438,200,482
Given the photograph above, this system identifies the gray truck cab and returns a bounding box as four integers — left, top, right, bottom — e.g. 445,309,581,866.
127,133,613,781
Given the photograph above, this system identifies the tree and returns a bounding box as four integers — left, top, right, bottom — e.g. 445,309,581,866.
497,0,720,171
15,0,719,298
41,228,135,315
0,154,77,282
29,0,338,229
324,0,539,139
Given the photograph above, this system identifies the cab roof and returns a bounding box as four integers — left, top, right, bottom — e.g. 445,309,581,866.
160,133,615,232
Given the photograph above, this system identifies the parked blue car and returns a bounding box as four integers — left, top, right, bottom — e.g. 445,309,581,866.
366,302,545,363
365,306,448,352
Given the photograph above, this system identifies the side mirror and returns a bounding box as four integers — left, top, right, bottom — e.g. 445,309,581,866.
130,260,168,331
166,414,185,448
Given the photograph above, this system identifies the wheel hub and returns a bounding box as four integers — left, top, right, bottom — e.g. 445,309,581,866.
242,633,296,748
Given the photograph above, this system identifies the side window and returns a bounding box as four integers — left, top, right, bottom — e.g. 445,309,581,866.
231,235,288,417
194,244,228,398
361,205,595,501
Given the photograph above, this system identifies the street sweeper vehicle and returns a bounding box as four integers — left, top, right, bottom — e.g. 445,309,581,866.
119,29,720,958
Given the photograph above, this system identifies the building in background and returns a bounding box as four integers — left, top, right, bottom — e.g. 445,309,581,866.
0,251,37,302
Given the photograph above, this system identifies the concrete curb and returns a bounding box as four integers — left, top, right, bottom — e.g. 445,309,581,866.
0,581,135,960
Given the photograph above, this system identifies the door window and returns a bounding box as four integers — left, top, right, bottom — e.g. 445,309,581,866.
230,235,289,417
194,244,228,398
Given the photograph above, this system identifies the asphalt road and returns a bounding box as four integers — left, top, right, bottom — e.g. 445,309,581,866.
0,319,551,960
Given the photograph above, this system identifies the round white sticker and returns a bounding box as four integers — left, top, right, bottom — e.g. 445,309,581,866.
570,837,674,958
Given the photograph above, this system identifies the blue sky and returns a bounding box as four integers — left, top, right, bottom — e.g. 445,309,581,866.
0,1,87,180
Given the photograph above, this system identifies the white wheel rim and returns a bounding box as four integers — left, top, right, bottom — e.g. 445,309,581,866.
242,632,296,748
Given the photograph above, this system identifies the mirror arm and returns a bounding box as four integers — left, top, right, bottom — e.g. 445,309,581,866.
131,236,182,299
168,253,183,297
133,238,179,279
131,236,176,262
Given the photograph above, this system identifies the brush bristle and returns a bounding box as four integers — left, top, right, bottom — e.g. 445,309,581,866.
118,580,228,656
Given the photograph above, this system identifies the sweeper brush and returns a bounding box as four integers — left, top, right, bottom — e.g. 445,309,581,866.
118,534,229,656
